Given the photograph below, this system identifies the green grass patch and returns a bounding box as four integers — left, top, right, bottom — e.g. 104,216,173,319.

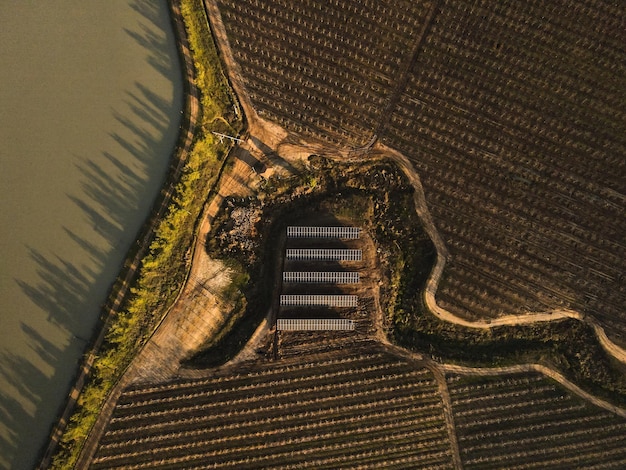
180,0,241,132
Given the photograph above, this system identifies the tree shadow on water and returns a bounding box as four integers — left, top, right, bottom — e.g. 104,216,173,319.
126,0,180,81
0,324,73,470
16,248,94,332
8,1,184,467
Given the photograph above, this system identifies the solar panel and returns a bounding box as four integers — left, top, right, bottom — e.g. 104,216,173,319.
280,295,358,307
282,271,360,283
286,249,362,261
287,226,361,239
276,318,355,331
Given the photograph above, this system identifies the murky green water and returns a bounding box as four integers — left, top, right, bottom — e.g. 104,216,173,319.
0,2,182,468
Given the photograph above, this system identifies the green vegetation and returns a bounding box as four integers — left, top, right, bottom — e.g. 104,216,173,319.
49,1,241,468
181,0,240,132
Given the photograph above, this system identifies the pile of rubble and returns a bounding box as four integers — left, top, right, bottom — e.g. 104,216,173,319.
226,206,261,254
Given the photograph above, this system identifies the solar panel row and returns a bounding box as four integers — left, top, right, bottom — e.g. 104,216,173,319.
282,271,360,283
280,295,359,307
276,318,355,331
279,227,362,330
287,226,361,239
286,248,362,261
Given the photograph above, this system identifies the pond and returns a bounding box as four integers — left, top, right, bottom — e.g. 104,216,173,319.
0,1,182,468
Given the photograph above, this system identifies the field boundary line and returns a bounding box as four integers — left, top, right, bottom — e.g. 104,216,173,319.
374,0,440,140
431,364,464,469
204,0,371,159
440,363,626,419
371,142,626,367
203,0,259,131
378,343,462,469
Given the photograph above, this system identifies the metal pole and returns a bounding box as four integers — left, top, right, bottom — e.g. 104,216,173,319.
212,131,244,143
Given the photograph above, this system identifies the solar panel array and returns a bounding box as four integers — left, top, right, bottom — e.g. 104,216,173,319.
282,271,360,284
286,248,362,261
287,226,361,239
276,318,355,331
279,226,362,331
280,295,358,307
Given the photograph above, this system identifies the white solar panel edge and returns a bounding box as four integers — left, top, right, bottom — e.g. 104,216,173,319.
282,271,360,283
285,249,362,261
286,226,361,239
280,294,358,306
276,318,355,331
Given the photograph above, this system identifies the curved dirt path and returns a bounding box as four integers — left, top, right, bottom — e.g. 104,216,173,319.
380,343,463,469
202,0,626,368
204,0,357,161
372,143,626,365
440,362,626,419
593,324,626,365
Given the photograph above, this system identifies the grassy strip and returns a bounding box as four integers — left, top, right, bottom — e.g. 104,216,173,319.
181,0,240,133
49,1,241,468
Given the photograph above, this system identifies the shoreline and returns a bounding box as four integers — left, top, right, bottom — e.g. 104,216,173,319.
37,1,200,467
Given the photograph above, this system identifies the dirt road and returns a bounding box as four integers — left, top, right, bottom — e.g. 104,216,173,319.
371,144,626,366
440,362,626,419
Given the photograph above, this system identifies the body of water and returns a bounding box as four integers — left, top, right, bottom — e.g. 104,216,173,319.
0,1,182,468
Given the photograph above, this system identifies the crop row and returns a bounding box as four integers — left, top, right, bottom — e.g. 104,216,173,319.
217,0,433,146
447,372,626,468
395,72,625,204
216,0,626,339
426,4,624,122
392,77,624,230
94,440,453,470
92,349,452,468
382,0,626,337
119,350,390,403
97,414,446,463
108,369,435,430
102,395,443,446
114,360,427,416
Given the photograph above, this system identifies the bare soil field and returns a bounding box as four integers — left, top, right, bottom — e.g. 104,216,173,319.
446,371,626,469
91,340,457,469
212,0,626,348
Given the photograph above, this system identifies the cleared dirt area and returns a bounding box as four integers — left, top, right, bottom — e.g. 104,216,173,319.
277,215,379,329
